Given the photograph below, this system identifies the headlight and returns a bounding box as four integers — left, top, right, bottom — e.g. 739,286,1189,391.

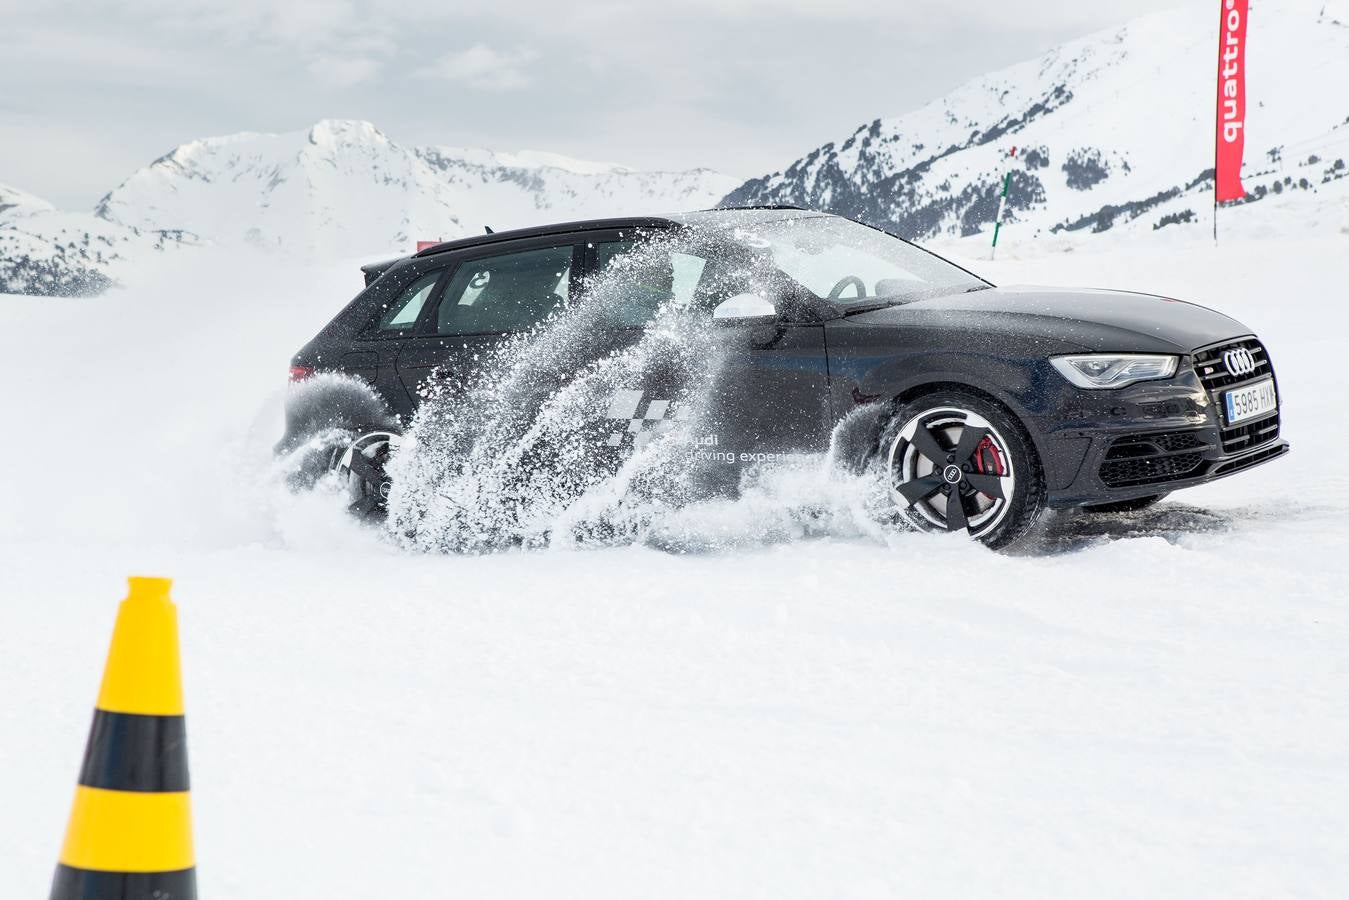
1050,354,1178,389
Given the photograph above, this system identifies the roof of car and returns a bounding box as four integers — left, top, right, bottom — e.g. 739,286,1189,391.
410,206,825,259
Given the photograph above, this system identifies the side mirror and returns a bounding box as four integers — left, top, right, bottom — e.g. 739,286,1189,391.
712,293,777,325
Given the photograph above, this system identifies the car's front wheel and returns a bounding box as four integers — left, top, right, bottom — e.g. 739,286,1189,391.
880,390,1045,549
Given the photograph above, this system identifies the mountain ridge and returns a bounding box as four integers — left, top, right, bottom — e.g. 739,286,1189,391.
722,0,1349,244
8,2,1349,298
1,120,738,295
93,119,740,259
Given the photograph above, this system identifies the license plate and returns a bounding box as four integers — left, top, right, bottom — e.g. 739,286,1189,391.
1224,378,1278,425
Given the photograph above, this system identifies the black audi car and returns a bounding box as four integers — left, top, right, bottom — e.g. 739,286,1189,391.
284,207,1288,549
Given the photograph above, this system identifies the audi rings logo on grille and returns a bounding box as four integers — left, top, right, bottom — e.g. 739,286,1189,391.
1222,347,1257,377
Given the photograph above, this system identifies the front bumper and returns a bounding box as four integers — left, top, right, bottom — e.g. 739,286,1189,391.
1034,342,1289,508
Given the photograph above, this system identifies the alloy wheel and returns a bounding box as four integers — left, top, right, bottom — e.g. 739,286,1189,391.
887,407,1016,536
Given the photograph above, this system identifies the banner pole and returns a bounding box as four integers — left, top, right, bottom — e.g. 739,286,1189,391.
1214,183,1219,245
1213,0,1222,245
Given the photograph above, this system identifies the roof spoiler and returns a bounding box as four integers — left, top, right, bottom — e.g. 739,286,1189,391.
360,258,399,287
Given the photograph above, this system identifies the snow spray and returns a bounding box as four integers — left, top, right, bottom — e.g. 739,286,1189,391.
381,229,894,554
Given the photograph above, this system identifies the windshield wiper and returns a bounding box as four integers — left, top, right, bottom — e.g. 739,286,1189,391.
838,283,991,316
838,299,905,316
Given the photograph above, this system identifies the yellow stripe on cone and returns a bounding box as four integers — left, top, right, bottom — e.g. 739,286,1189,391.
94,576,185,716
51,576,197,900
59,787,194,872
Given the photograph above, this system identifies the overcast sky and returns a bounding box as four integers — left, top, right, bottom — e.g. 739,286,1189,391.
2,0,1189,209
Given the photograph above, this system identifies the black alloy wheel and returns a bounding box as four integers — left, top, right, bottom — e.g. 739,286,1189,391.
883,390,1046,548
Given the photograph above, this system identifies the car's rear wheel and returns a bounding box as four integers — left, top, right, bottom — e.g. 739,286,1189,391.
1082,493,1167,514
881,390,1045,549
331,429,401,517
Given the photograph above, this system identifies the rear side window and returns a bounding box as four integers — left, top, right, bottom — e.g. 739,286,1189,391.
590,241,709,327
436,245,574,336
372,271,442,332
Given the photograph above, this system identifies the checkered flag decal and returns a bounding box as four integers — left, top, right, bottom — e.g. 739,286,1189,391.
605,390,673,450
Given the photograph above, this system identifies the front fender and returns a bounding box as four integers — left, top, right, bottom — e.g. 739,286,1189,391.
849,351,1062,419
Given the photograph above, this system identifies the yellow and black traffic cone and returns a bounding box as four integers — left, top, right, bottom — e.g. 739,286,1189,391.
51,576,197,900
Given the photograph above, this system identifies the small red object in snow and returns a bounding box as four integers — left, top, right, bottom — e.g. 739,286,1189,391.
416,240,442,251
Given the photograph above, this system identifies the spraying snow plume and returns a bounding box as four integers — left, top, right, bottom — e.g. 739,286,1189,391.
379,227,920,554
280,372,398,447
374,225,949,554
386,233,739,552
273,371,398,492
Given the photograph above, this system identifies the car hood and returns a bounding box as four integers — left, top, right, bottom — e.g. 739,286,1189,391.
849,286,1251,354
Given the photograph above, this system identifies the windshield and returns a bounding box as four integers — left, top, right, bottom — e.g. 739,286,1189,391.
725,216,987,306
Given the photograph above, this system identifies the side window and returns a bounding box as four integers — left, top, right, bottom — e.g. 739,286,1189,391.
590,241,709,327
671,253,709,307
436,245,574,336
371,271,442,333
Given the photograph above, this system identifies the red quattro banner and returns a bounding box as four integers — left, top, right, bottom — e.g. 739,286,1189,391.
1215,0,1250,202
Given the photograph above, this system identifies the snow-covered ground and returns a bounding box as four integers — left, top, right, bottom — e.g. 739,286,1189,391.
2,230,1347,898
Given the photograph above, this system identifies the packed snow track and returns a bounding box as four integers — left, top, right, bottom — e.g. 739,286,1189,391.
1,237,1346,899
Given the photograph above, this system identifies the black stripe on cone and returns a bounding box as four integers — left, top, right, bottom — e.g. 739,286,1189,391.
52,864,197,900
78,710,190,793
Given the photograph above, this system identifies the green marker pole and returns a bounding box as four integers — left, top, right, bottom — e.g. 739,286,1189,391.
991,146,1017,260
991,173,1011,259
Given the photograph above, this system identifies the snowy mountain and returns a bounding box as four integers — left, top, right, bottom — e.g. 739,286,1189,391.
0,121,737,295
0,183,196,297
93,120,739,259
723,0,1349,243
0,184,55,221
9,1,1349,296
427,146,633,175
414,143,739,233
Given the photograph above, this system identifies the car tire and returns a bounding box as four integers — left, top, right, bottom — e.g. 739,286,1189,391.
1082,493,1167,514
879,389,1046,550
330,427,401,518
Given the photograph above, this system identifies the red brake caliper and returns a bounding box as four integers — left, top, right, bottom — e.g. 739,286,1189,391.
972,436,1006,497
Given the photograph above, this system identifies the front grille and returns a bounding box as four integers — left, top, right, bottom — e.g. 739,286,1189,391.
1219,412,1281,454
1193,337,1271,391
1099,429,1210,488
1192,337,1281,454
